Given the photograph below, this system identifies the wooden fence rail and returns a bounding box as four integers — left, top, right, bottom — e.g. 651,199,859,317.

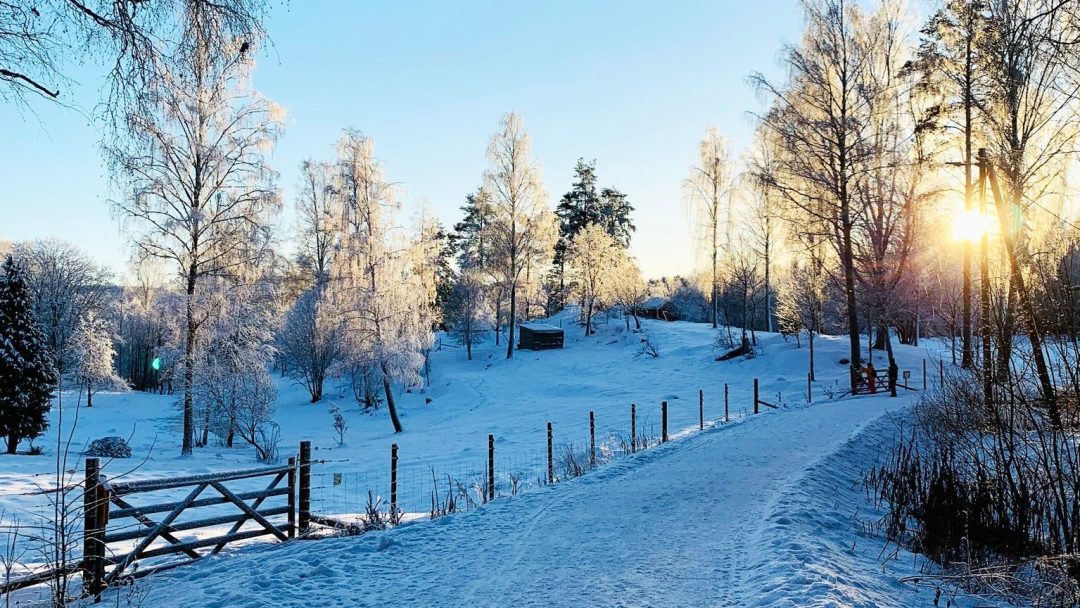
3,369,930,600
83,459,296,600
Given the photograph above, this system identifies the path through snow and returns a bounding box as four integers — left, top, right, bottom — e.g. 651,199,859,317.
135,393,935,607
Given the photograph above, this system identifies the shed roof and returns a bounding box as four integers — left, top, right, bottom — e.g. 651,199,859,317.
639,296,668,310
520,323,562,332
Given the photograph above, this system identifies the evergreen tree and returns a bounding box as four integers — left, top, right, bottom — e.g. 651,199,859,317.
599,187,635,247
551,158,635,312
0,255,57,454
451,189,495,270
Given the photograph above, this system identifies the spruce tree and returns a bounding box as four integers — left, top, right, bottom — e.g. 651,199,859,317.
0,255,57,454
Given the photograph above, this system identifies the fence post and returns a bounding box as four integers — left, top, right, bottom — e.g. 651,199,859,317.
487,435,494,501
82,457,103,598
923,358,927,390
286,456,296,539
299,440,311,533
807,372,812,403
724,383,729,423
699,389,704,430
547,422,554,484
391,442,399,512
589,411,596,467
661,401,668,443
630,404,637,453
754,379,760,415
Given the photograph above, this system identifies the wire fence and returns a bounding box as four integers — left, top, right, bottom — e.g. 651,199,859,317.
306,393,761,525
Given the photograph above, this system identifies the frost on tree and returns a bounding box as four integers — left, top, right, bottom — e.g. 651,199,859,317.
683,127,734,330
0,255,58,454
481,113,557,359
566,224,622,336
69,311,128,407
108,9,282,455
444,269,493,360
330,130,431,433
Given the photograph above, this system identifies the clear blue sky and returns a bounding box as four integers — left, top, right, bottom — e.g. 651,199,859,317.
1,0,815,280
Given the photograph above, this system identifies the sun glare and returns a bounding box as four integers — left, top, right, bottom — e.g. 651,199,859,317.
951,208,996,242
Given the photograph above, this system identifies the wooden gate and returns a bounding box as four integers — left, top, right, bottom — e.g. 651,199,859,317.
82,456,296,598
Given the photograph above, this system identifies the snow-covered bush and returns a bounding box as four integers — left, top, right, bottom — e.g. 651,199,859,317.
85,436,132,459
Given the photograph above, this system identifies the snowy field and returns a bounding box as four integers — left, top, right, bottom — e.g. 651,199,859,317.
0,316,963,605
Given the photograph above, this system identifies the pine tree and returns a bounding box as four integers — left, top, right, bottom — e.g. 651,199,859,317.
452,189,495,271
599,187,635,248
0,255,57,454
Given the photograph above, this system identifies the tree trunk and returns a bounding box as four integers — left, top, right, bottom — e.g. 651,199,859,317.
841,215,861,390
506,285,516,359
182,266,197,456
961,37,974,369
808,330,816,381
382,368,403,433
6,435,17,455
883,326,898,397
466,338,473,360
86,382,93,408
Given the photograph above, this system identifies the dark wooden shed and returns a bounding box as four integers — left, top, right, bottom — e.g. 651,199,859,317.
518,323,564,350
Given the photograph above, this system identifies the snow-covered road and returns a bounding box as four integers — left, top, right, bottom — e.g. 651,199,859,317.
136,394,929,608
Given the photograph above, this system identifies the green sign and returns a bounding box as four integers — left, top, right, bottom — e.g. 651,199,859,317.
151,357,162,371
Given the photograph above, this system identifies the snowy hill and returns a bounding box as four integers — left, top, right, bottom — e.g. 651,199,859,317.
1,316,960,605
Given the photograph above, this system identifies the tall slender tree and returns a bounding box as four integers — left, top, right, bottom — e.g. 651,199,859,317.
683,127,733,330
483,112,556,359
108,6,282,455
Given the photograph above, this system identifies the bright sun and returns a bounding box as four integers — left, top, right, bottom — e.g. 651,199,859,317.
951,208,995,242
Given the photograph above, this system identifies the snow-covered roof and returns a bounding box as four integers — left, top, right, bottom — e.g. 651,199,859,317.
638,296,668,310
520,323,562,332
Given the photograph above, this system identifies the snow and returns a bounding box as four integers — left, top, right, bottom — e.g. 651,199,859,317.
518,322,562,332
0,314,969,605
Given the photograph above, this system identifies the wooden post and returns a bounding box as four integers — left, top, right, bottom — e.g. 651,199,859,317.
754,379,760,415
286,457,296,539
923,358,927,390
807,372,812,403
589,411,596,467
661,401,668,443
298,440,311,533
724,383,729,423
82,458,103,598
487,435,495,501
630,404,637,453
547,422,554,484
391,442,399,512
94,475,107,601
698,389,704,430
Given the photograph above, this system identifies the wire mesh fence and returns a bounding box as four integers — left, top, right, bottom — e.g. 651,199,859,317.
304,388,772,527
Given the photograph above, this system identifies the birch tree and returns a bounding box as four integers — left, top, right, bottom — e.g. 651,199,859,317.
108,8,282,455
566,223,621,336
683,127,733,330
753,0,878,390
332,130,429,433
69,311,127,408
482,112,556,358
